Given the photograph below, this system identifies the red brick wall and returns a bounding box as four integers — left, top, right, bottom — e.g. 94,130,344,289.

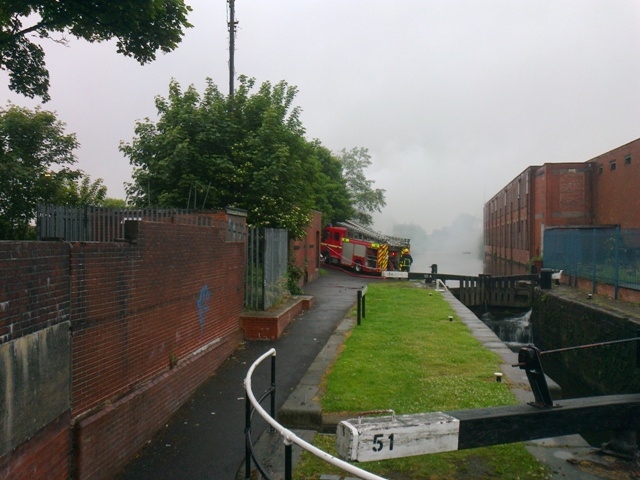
0,243,72,479
0,242,70,342
0,412,71,480
590,138,640,228
70,221,245,417
74,328,242,480
290,211,322,285
1,213,247,480
71,220,246,479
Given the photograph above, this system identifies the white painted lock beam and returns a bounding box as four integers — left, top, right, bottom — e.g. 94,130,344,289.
336,412,460,462
336,394,640,463
381,271,408,279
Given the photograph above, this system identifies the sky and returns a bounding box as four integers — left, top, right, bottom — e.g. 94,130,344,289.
2,0,640,236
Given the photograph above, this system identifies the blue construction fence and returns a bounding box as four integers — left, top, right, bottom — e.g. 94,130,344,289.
544,227,640,292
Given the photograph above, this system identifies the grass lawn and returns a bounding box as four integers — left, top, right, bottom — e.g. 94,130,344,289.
295,281,551,479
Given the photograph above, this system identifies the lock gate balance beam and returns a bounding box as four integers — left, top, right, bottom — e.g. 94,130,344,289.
337,393,640,462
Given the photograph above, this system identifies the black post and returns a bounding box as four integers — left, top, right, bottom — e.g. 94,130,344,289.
284,441,293,480
244,395,252,479
636,328,640,369
362,289,366,319
357,290,362,326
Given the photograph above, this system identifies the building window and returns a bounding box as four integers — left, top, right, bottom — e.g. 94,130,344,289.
610,160,616,171
625,155,631,165
598,165,603,174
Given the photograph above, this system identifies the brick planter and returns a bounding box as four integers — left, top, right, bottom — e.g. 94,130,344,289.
240,296,315,340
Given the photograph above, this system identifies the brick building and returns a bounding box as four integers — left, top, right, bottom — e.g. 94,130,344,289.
484,137,640,274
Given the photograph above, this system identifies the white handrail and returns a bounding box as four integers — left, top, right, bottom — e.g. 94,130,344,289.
436,278,448,292
244,348,387,480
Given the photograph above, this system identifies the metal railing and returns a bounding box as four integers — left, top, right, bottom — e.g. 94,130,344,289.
544,226,640,296
36,204,246,242
245,228,288,310
244,348,386,480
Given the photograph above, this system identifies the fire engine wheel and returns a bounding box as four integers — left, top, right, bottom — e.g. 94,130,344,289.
354,261,363,273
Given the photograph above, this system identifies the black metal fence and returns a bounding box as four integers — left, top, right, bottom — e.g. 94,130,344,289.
36,204,246,242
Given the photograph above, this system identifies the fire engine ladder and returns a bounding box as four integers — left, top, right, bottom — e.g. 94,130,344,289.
337,220,410,248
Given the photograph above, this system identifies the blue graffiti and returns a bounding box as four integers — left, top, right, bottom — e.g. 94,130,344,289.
197,285,211,328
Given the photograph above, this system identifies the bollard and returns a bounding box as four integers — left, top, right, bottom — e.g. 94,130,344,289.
357,286,367,326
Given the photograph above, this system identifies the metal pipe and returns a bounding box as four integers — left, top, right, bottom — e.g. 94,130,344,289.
540,337,640,356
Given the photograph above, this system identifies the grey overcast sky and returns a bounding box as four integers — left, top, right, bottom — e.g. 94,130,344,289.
2,1,640,234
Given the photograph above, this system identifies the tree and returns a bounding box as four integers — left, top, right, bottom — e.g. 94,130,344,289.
0,1,192,101
56,175,108,206
338,147,386,225
0,105,80,239
307,140,354,224
122,77,320,236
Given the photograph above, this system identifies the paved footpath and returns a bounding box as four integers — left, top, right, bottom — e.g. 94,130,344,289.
116,268,373,480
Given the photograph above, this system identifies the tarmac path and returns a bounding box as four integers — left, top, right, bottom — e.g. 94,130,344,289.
116,268,373,480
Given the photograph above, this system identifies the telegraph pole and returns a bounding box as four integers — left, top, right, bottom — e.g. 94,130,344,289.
228,0,237,100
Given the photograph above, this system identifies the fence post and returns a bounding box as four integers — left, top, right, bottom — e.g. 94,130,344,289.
285,440,293,480
244,395,252,480
614,226,620,300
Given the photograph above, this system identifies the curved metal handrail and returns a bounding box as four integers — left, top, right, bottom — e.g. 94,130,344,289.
244,348,387,480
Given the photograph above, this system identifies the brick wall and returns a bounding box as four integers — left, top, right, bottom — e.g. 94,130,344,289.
0,212,247,480
0,243,72,479
0,242,70,342
290,211,322,285
590,138,640,228
71,220,246,479
0,412,71,480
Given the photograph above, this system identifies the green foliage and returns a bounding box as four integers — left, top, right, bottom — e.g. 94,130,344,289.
100,197,127,208
0,105,80,239
295,282,550,479
122,76,354,237
0,1,193,101
56,175,108,206
338,147,386,226
286,264,304,296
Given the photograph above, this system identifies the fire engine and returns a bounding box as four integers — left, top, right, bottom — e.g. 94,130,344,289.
320,220,411,274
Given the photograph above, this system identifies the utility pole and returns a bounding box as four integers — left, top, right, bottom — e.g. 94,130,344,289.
228,0,237,100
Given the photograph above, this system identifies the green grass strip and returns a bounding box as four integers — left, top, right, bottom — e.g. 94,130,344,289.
296,281,551,479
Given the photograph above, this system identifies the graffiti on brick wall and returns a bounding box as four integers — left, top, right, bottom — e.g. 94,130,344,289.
197,285,211,328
